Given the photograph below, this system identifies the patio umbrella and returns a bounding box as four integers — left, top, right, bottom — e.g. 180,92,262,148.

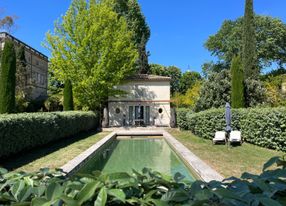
225,102,232,133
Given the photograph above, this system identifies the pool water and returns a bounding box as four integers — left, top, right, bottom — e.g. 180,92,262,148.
77,137,196,181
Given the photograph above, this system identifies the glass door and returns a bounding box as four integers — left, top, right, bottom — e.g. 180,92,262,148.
129,106,134,126
145,106,150,125
135,106,144,126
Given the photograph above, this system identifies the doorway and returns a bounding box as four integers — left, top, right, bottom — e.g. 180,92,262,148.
129,105,151,126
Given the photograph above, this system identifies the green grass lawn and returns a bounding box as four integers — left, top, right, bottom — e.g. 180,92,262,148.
0,131,110,172
167,129,285,178
2,128,283,179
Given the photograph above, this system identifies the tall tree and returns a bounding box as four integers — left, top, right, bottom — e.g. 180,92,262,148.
107,0,151,74
243,0,257,78
205,16,286,71
0,40,16,113
150,64,182,95
0,16,15,32
16,46,27,96
231,56,245,108
63,79,74,111
179,71,202,94
45,0,138,110
137,34,150,74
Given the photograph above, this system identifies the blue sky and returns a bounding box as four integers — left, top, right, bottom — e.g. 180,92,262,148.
1,0,286,73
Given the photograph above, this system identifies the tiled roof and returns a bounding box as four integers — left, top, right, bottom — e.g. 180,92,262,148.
126,74,171,81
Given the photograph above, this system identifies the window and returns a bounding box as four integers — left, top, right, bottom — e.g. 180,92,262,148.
158,108,163,114
39,75,43,85
37,73,40,84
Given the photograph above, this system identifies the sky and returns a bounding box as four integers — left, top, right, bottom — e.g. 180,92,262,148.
1,0,286,73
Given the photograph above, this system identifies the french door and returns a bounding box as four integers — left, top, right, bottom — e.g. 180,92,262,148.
129,105,150,126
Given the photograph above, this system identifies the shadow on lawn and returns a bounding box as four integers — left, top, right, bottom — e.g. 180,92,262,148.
0,130,99,171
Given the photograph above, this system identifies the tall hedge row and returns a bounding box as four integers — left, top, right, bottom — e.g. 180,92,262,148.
0,111,98,158
177,107,286,152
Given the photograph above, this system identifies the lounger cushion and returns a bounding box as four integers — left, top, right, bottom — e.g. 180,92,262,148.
230,131,241,142
213,131,226,141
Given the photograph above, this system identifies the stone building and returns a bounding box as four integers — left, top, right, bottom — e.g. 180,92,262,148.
0,32,48,100
108,74,171,127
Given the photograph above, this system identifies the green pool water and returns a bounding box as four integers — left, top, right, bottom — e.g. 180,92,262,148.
77,137,196,181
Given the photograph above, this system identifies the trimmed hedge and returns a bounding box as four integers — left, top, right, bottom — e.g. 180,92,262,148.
0,111,98,158
178,107,286,152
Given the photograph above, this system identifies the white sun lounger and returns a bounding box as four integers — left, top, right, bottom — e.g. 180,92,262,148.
213,131,226,144
229,131,242,145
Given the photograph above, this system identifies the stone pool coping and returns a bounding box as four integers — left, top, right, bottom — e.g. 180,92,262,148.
61,130,224,182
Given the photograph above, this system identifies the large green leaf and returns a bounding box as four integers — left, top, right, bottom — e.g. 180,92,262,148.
61,195,80,206
31,197,51,206
11,180,25,201
263,156,280,171
259,197,282,206
107,189,126,203
161,190,189,202
94,187,107,206
0,168,8,175
46,182,63,201
76,181,99,204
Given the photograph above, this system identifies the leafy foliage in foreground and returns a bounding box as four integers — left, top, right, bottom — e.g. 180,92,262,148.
0,156,286,205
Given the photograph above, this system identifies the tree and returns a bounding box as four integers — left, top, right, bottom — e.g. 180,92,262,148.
107,0,151,74
195,69,266,112
16,46,27,96
173,81,202,108
0,40,16,113
205,16,286,71
0,16,16,32
195,70,231,112
243,0,257,78
45,0,138,110
137,34,150,74
63,79,74,111
150,64,181,95
230,56,244,108
179,71,202,94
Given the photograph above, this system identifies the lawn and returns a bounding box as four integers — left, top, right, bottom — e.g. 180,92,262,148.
0,131,110,172
167,128,285,178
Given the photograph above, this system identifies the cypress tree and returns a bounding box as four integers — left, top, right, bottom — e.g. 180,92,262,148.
0,40,16,113
242,0,257,79
63,79,74,111
231,56,245,108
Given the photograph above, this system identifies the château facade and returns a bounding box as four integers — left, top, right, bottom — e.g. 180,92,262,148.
0,32,48,100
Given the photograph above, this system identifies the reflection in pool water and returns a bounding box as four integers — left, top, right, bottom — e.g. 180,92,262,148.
77,138,196,181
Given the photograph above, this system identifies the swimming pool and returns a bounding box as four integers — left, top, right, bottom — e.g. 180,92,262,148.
61,131,224,182
76,137,196,181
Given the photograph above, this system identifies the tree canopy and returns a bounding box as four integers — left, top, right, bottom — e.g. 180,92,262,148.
179,71,202,94
107,0,151,74
45,0,138,110
150,64,181,94
205,15,286,71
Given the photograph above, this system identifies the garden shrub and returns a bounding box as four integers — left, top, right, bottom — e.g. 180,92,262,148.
178,107,286,152
177,108,193,130
0,111,98,158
